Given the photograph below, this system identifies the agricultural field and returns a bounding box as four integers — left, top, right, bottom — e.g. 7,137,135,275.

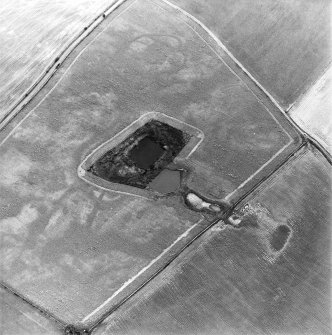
290,66,332,153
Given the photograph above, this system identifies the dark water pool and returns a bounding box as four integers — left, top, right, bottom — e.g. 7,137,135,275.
148,169,181,194
128,136,165,170
89,120,190,189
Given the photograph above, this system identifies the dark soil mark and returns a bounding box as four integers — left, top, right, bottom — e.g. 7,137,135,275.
89,120,190,189
270,225,291,251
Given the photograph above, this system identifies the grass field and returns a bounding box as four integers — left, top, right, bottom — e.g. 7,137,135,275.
0,0,301,329
96,145,331,335
169,0,331,109
0,0,330,334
